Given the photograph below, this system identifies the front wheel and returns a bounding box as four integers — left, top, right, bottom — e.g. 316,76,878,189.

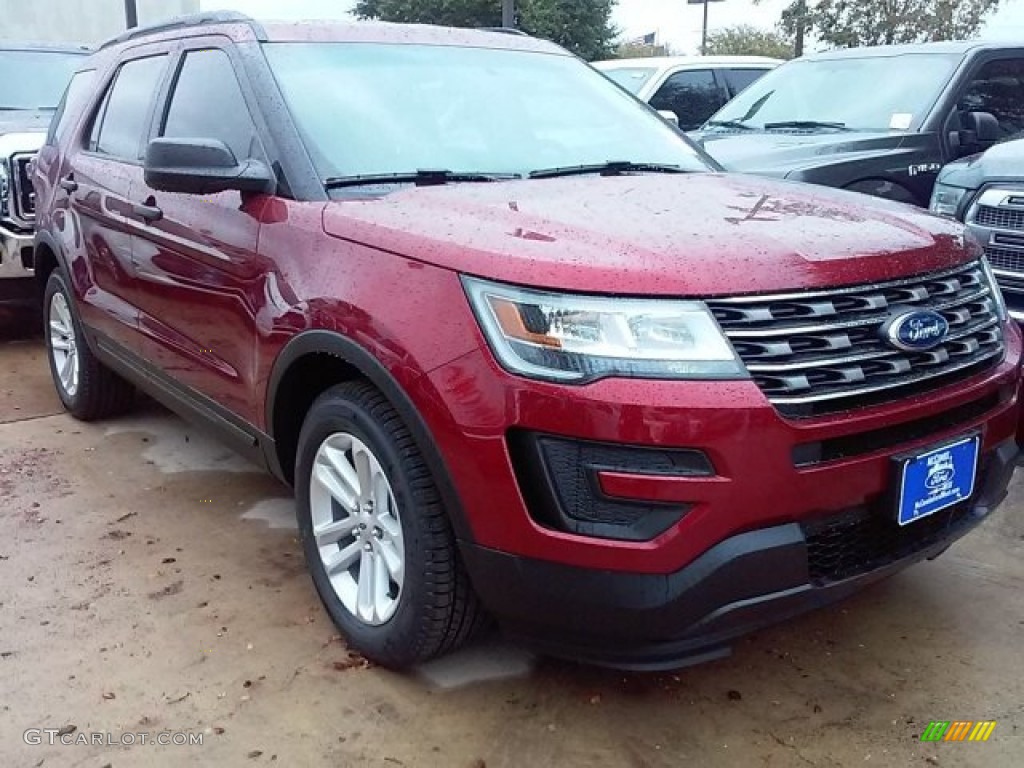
44,270,134,421
295,381,484,668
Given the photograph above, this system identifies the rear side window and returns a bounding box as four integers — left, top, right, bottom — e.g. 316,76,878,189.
161,49,258,162
89,55,167,160
648,69,725,131
723,68,769,97
46,69,96,146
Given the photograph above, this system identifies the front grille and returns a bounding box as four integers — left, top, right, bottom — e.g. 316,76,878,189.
803,498,977,585
707,261,1004,418
976,204,1024,231
10,153,36,221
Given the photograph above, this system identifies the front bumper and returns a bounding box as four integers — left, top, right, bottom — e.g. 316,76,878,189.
460,438,1018,670
0,222,35,306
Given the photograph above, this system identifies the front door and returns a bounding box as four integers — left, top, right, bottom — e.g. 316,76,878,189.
129,45,271,424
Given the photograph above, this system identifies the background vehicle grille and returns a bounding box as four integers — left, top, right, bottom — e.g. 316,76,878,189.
985,245,1024,274
706,261,1004,418
10,153,36,221
975,204,1024,232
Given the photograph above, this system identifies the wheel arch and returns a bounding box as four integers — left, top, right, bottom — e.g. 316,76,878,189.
265,330,474,541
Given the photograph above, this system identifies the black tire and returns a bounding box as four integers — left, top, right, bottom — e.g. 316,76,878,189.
295,381,485,668
43,270,134,421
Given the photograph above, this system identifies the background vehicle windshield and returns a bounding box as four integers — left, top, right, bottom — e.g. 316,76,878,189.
708,52,963,132
264,43,711,180
0,50,84,109
600,66,658,95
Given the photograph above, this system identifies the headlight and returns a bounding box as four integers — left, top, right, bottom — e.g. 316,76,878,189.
981,256,1008,322
929,183,968,219
463,277,747,382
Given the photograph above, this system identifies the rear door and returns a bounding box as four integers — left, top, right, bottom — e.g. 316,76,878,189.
647,68,729,131
56,54,168,349
129,43,270,423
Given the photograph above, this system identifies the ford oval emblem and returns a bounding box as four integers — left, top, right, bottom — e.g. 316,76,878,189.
882,309,949,352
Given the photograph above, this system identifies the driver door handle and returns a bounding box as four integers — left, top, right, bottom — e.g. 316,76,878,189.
132,202,163,222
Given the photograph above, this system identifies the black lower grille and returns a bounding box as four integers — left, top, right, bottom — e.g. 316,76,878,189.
802,492,981,585
508,431,712,541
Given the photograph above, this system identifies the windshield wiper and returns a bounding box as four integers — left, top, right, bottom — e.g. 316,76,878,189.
704,119,756,131
324,169,522,189
529,161,689,179
763,120,850,131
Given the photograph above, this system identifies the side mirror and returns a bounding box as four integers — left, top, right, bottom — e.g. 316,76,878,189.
950,111,1001,157
143,137,275,195
657,109,680,128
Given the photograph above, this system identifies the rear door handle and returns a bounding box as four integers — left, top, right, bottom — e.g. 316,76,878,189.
59,175,78,192
132,202,163,222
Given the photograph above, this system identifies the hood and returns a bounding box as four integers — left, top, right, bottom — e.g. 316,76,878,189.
0,109,54,136
0,127,46,157
322,173,971,296
937,139,1024,191
693,130,917,176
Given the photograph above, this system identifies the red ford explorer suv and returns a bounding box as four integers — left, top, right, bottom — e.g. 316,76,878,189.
32,13,1021,670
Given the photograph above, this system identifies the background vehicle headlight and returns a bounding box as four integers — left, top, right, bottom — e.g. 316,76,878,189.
929,183,968,219
463,277,747,382
981,256,1008,322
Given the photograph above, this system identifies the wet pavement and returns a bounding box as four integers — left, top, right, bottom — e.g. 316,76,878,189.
1,328,1022,767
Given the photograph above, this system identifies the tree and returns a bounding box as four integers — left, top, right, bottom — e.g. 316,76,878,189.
354,0,618,61
767,0,1001,51
705,25,794,59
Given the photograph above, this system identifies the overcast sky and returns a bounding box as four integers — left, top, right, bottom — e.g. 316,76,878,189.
203,0,1024,55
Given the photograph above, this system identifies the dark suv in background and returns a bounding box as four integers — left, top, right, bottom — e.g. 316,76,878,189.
32,12,1021,670
693,41,1023,207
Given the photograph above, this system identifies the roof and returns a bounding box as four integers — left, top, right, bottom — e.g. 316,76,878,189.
593,55,783,69
804,39,1014,61
98,11,564,55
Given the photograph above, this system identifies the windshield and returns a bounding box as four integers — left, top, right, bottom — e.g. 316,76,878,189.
263,43,711,182
708,52,963,132
600,66,658,95
0,50,85,109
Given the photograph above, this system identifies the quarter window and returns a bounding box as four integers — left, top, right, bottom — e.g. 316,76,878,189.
161,49,258,162
959,58,1024,141
47,69,96,146
90,56,167,160
648,69,725,131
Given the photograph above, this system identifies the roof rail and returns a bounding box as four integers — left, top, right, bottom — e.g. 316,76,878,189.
99,11,267,50
479,27,529,36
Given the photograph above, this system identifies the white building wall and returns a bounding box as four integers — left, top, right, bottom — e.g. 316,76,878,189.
0,0,201,45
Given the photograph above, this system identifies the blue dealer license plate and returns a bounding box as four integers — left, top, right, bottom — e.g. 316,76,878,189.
897,435,980,527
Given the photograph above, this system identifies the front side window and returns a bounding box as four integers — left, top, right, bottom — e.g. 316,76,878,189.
162,49,259,162
0,50,85,110
709,53,963,132
959,58,1024,141
649,69,724,130
47,69,96,146
263,43,711,183
91,55,167,161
